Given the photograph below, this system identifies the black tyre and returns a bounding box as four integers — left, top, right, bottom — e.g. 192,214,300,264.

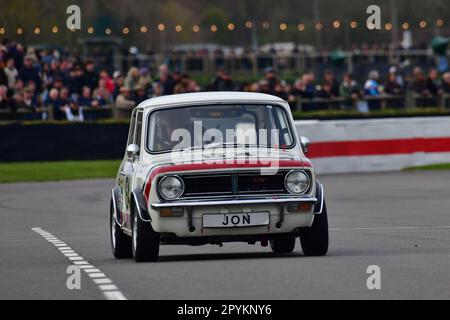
110,200,132,259
300,202,329,256
270,237,296,254
132,205,160,262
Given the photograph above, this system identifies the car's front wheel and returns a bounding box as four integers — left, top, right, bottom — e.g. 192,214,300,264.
132,206,160,262
299,202,329,256
270,237,296,254
110,200,132,259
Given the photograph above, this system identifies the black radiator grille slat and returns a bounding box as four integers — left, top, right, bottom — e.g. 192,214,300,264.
181,171,288,198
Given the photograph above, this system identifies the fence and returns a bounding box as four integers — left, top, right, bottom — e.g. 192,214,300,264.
1,93,449,121
119,49,445,79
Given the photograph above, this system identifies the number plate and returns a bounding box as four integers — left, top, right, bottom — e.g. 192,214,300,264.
203,212,270,228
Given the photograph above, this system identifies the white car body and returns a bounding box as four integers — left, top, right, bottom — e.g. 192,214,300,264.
110,92,328,262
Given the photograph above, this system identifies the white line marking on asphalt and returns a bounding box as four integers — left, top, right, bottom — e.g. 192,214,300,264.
330,226,450,231
31,227,127,301
103,291,127,301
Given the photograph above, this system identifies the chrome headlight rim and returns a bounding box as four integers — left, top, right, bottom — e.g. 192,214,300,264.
158,175,185,200
284,170,311,195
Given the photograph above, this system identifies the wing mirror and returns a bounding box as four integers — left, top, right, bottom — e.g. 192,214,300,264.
126,144,140,161
300,136,310,155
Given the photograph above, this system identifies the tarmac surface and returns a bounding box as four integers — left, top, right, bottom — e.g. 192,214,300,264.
0,171,449,300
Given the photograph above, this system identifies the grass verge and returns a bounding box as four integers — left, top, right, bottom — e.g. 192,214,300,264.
404,163,450,171
0,160,121,183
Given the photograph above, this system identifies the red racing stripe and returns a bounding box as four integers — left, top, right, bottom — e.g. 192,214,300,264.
308,137,450,158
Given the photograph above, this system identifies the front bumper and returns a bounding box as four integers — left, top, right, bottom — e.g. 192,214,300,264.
149,196,317,238
151,197,318,209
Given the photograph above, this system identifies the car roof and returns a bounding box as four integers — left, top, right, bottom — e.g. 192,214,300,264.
136,92,286,110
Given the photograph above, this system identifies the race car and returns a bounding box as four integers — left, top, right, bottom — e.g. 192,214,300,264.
110,92,328,262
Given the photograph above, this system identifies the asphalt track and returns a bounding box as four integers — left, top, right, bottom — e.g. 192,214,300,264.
0,171,449,300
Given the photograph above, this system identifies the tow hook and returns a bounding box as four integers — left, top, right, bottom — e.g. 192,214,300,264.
187,208,195,233
276,206,285,229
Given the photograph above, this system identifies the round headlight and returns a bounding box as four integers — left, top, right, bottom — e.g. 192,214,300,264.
158,176,185,200
285,171,310,195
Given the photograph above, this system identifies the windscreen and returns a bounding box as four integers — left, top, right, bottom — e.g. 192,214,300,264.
147,105,294,153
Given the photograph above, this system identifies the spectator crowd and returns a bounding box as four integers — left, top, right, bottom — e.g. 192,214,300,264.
1,39,450,121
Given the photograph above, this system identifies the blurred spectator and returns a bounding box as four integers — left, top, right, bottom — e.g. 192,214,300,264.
385,70,405,95
442,72,450,94
0,85,10,109
83,60,99,91
425,68,441,97
100,70,115,94
210,68,234,91
410,67,427,95
4,57,18,89
68,65,85,95
63,99,84,122
134,85,148,104
364,70,383,110
113,71,125,99
78,86,97,108
323,70,340,98
20,54,41,89
340,73,363,110
125,67,140,91
155,64,175,95
264,67,279,94
115,87,135,109
93,78,113,106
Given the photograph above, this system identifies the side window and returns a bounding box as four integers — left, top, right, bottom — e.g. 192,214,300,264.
134,111,143,157
127,111,137,147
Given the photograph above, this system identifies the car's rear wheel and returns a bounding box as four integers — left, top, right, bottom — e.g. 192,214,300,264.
300,202,329,256
110,200,132,259
270,237,296,254
131,206,160,262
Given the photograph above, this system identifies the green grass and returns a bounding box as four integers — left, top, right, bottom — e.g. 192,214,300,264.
404,163,450,171
0,160,121,183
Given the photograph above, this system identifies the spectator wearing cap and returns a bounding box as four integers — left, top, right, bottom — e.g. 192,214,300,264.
22,87,38,111
264,67,278,94
63,98,84,122
134,85,149,104
364,70,383,111
83,60,99,91
115,86,135,109
138,67,152,91
20,54,41,90
67,65,85,96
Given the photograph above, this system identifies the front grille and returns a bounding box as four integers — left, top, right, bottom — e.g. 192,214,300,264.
180,171,289,198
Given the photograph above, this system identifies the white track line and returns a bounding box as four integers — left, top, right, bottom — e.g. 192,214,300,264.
32,227,127,301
